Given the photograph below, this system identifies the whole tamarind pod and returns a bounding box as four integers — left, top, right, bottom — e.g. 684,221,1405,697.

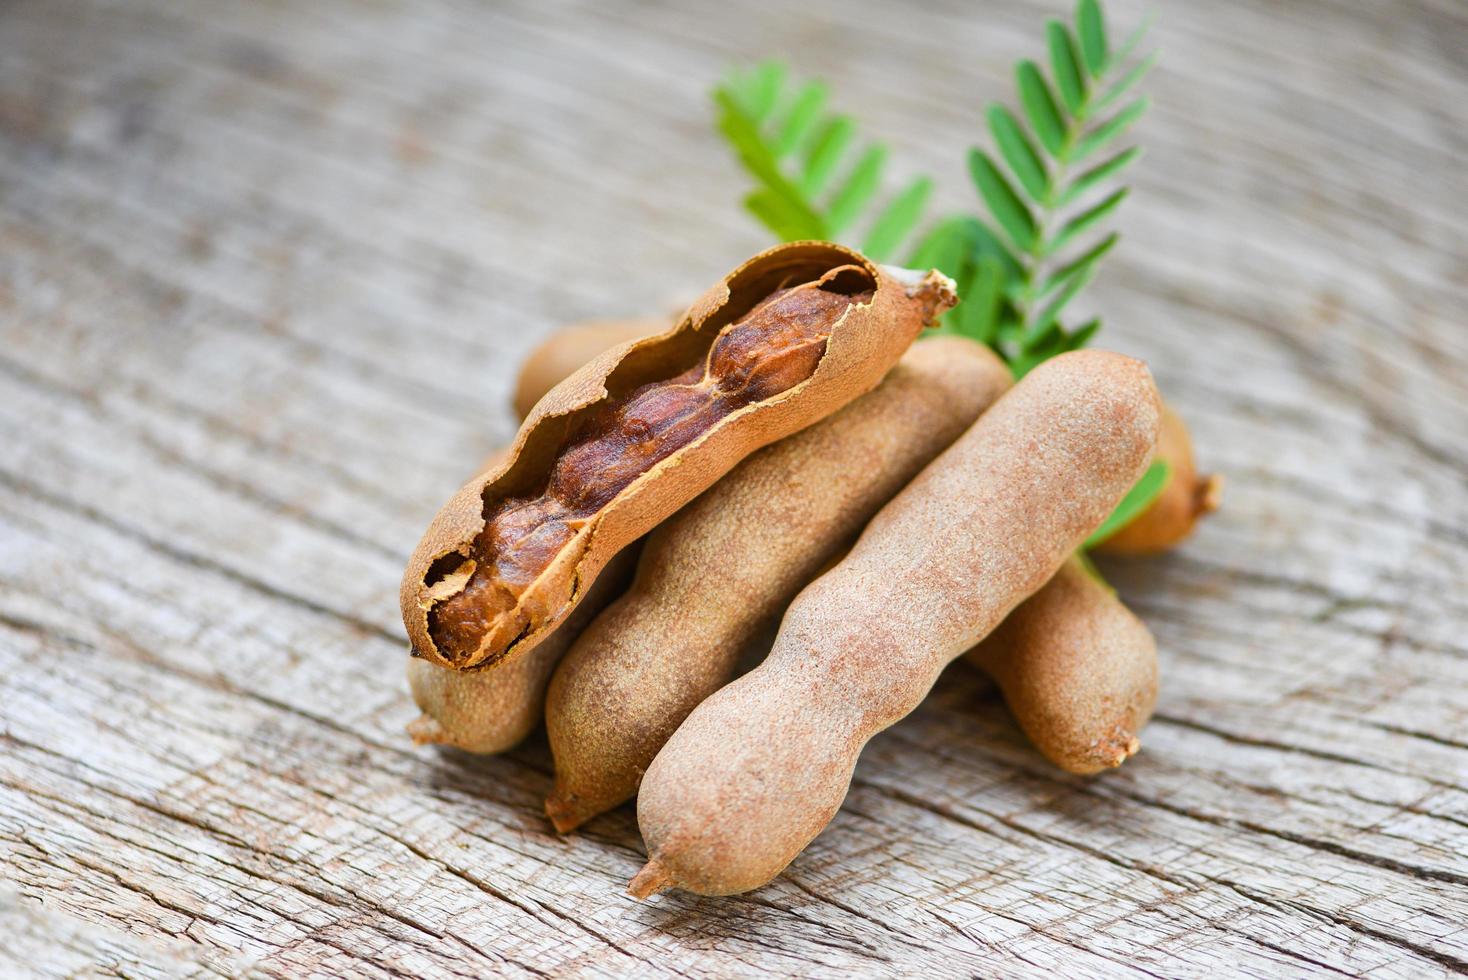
513,319,668,419
1094,402,1221,555
406,544,639,753
401,243,956,672
630,350,1160,898
543,336,1012,832
965,557,1158,774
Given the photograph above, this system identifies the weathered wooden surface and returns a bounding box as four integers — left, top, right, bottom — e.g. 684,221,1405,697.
1,0,1465,975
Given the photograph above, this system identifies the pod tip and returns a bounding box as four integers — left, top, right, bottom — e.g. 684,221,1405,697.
544,793,587,835
1076,730,1142,773
1104,733,1142,768
627,860,672,899
1199,473,1224,515
406,714,449,746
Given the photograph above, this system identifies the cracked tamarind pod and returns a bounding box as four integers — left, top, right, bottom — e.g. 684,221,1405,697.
964,556,1158,774
403,442,643,754
400,243,956,672
629,350,1160,898
405,538,640,754
1094,402,1221,555
543,336,1013,832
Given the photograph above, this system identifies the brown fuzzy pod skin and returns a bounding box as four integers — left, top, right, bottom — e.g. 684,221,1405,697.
513,319,667,420
543,337,1013,832
630,350,1160,898
400,243,956,672
965,557,1158,774
406,545,639,754
1094,402,1221,555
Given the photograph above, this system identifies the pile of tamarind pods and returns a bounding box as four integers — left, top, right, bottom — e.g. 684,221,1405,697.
400,242,1220,898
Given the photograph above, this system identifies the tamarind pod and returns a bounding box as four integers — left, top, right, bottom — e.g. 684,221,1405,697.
965,557,1157,774
513,319,668,420
406,543,639,753
543,336,1013,832
1094,402,1221,555
630,350,1160,898
404,445,636,754
401,242,956,672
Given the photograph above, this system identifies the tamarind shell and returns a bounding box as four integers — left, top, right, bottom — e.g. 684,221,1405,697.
544,336,1012,831
401,242,954,671
966,557,1158,774
405,543,640,754
631,349,1160,898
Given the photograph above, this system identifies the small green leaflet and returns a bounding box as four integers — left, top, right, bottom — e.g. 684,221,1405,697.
1058,146,1140,206
907,214,977,279
949,255,1004,344
1015,61,1066,155
987,104,1049,199
967,149,1038,251
864,177,935,260
1047,20,1087,114
1077,0,1109,74
772,82,827,158
1094,52,1157,115
801,117,856,197
827,145,888,236
1085,459,1171,548
1074,97,1150,161
1046,187,1128,255
1038,231,1117,297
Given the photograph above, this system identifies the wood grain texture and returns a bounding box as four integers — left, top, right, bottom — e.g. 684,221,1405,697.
1,0,1464,975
